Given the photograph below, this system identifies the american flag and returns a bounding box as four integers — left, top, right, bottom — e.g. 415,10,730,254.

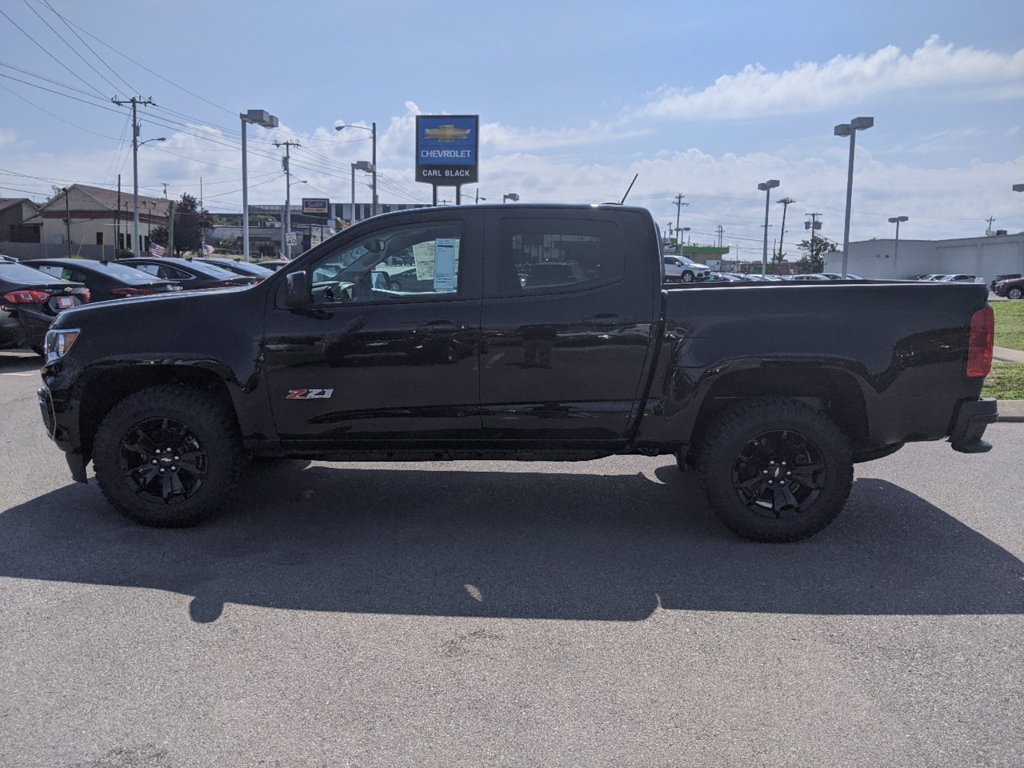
201,243,214,255
149,242,166,257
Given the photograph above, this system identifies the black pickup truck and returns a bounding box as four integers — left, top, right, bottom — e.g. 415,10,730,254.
37,204,998,541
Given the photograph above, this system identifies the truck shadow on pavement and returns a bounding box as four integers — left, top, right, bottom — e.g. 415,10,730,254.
1,462,1022,623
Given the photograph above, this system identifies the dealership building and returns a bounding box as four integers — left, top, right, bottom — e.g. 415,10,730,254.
826,231,1024,284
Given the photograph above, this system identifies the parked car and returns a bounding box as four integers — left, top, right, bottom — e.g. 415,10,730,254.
27,258,182,302
663,255,709,283
915,274,946,281
122,257,261,290
197,257,275,280
1,259,90,353
937,274,977,283
788,274,832,281
993,275,1024,300
991,273,1022,292
820,272,864,280
255,259,293,272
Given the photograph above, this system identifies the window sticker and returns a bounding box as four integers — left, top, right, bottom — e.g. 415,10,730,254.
433,238,458,292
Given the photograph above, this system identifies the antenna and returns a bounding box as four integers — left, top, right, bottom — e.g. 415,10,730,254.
620,174,639,205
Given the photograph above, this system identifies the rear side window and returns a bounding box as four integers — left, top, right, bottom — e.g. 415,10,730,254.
497,218,623,296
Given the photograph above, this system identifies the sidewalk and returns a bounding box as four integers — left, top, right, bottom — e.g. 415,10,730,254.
993,347,1024,422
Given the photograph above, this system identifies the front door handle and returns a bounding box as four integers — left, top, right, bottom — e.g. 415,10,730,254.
584,314,620,326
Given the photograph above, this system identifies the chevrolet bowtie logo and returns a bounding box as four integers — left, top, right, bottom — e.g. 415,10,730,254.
424,125,471,142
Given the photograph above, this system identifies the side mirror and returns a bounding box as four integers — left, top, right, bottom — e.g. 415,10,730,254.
370,270,391,290
284,270,309,308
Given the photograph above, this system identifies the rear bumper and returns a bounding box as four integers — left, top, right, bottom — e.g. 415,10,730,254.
949,397,998,453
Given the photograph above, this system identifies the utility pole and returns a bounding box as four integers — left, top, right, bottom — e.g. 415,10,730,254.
985,216,996,235
112,96,155,257
62,187,71,257
716,225,724,248
806,212,822,268
274,140,301,257
673,193,689,255
116,175,121,254
776,197,795,266
167,200,175,256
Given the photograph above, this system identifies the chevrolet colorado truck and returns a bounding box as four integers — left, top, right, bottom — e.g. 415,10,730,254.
37,204,998,541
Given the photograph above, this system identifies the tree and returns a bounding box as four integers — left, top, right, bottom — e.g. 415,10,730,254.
794,235,838,273
168,193,212,255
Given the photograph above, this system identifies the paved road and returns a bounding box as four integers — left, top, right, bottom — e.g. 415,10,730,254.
1,351,1021,768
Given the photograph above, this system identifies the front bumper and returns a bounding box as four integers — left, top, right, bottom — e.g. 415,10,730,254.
949,397,998,453
38,384,88,482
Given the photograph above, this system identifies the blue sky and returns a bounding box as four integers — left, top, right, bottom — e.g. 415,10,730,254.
2,0,1023,254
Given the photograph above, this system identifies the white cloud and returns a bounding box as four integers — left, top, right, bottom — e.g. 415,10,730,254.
638,36,1024,120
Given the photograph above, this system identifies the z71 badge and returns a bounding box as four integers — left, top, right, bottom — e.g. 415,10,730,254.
286,388,335,400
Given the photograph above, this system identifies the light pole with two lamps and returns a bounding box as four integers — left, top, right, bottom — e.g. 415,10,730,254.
835,116,874,277
758,179,780,276
336,122,376,216
240,109,279,262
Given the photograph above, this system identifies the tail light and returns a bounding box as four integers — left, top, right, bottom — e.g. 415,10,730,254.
3,289,51,305
81,289,91,303
966,306,994,378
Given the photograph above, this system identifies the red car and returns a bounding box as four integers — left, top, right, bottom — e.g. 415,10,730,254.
993,275,1024,300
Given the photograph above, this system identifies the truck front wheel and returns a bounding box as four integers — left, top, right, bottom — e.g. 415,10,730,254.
698,398,853,542
93,385,242,527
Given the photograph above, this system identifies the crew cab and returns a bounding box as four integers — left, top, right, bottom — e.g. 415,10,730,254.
37,205,997,541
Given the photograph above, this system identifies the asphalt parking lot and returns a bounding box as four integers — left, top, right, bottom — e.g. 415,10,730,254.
1,350,1022,768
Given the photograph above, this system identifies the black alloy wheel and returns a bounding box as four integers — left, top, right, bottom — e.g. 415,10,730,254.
698,397,853,542
93,385,242,526
730,428,824,520
116,416,208,504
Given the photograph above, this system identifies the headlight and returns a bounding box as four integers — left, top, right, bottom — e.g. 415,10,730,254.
44,328,80,363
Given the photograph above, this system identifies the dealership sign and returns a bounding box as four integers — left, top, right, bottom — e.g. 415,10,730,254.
415,115,479,185
301,198,330,218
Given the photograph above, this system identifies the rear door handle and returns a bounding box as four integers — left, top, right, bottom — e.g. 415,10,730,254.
416,320,465,332
584,314,620,326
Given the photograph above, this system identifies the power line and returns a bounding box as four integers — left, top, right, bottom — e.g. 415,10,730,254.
0,6,107,98
39,0,138,95
21,0,124,96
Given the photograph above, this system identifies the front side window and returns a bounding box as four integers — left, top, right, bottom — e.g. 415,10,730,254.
497,218,623,295
307,221,462,305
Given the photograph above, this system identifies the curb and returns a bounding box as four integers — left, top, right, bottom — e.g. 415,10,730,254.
997,400,1024,423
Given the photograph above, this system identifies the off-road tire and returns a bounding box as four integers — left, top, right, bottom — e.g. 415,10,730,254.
93,385,242,527
698,397,853,542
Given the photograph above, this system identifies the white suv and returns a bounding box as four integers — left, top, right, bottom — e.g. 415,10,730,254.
663,255,710,283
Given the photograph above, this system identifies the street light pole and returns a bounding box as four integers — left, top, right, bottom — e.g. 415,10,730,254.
336,122,377,216
835,116,874,277
240,109,279,262
888,215,908,275
351,161,373,225
757,179,780,276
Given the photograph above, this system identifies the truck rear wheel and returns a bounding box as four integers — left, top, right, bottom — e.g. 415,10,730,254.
698,397,853,542
93,385,242,527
